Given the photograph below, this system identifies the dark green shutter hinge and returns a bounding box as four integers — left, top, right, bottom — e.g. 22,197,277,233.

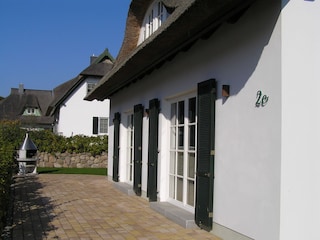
210,150,215,156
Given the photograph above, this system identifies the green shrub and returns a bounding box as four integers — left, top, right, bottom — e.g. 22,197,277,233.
29,131,108,156
0,120,22,233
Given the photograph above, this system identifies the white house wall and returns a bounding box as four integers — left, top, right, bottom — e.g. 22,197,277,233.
280,0,320,239
57,77,110,137
108,0,282,239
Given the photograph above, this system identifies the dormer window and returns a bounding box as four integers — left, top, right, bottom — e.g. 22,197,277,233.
87,82,96,94
23,107,41,116
28,108,35,114
138,1,170,45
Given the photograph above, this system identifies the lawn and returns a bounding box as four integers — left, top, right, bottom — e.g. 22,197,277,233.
38,167,107,176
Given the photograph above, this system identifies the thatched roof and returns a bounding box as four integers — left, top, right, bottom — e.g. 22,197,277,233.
46,49,114,116
86,0,256,101
0,87,54,127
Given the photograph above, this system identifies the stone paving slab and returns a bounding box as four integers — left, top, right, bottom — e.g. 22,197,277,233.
8,174,220,240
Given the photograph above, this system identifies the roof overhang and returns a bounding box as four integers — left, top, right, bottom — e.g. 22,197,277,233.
86,0,256,101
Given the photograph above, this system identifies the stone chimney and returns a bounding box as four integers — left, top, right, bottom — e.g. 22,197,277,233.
90,55,98,64
18,83,24,94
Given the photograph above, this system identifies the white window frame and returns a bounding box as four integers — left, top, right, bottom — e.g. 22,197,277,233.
93,117,109,135
99,117,109,134
126,113,134,183
138,1,170,45
168,94,197,212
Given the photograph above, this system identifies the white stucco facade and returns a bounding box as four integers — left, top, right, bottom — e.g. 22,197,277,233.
280,0,320,239
106,0,320,239
56,77,110,137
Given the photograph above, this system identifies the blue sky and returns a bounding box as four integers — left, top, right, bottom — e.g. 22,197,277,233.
0,0,131,98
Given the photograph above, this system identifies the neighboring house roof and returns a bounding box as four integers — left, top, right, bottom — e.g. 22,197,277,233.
0,86,54,127
81,48,114,76
86,0,256,101
46,49,114,116
46,76,81,116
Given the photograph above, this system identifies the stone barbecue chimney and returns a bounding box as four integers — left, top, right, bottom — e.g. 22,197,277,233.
17,133,39,175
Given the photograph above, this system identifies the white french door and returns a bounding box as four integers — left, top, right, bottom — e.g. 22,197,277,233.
126,114,134,183
169,96,197,209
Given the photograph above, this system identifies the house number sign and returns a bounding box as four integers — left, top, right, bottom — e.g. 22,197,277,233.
255,90,269,107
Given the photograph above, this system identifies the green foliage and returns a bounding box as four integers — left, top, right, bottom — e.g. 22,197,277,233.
29,131,108,156
29,130,66,153
0,120,25,150
0,120,22,233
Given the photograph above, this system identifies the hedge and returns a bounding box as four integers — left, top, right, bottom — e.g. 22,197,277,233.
0,121,21,234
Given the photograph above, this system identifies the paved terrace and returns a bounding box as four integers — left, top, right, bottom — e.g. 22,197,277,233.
5,174,220,240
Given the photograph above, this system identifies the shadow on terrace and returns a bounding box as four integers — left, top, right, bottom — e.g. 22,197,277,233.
4,175,60,240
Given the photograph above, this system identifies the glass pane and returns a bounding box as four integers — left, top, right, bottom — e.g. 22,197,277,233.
189,125,195,150
169,175,175,199
131,129,134,145
171,103,176,125
99,118,108,133
130,163,133,181
177,177,183,201
187,180,195,206
178,101,184,124
177,152,184,176
170,151,176,174
188,153,195,178
189,97,196,123
170,126,176,149
178,126,184,149
129,148,133,164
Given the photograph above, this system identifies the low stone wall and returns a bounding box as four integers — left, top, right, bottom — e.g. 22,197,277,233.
38,152,107,168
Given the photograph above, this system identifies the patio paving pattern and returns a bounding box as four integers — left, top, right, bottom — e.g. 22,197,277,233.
8,174,220,240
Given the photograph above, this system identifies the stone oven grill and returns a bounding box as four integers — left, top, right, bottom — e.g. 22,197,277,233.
17,133,38,175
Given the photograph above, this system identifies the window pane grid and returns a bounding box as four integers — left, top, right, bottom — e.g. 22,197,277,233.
127,114,134,182
169,96,197,208
140,1,169,42
99,118,108,134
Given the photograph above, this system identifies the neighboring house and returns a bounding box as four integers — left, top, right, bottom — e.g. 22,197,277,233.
86,1,319,240
47,49,112,137
0,84,54,130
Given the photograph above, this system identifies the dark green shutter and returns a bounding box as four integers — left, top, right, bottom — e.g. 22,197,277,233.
195,79,216,231
147,98,160,202
93,117,98,134
112,112,121,182
133,104,144,196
